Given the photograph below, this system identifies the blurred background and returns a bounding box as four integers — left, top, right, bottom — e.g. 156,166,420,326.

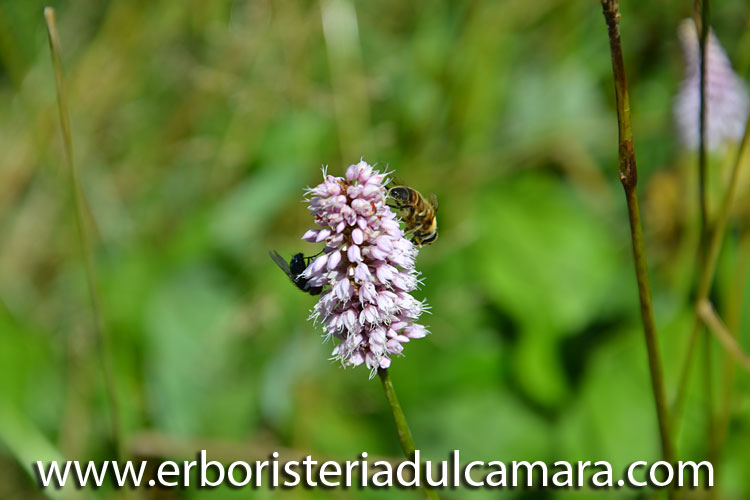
1,0,749,498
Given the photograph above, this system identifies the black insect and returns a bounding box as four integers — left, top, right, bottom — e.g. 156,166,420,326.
269,251,323,295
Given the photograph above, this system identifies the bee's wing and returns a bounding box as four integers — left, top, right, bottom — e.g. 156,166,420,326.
428,193,439,212
268,250,293,279
388,175,407,190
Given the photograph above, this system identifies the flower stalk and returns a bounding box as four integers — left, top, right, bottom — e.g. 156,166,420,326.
379,369,439,500
599,0,676,476
697,0,715,459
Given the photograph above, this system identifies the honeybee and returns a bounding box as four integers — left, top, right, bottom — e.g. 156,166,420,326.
269,250,323,295
388,185,438,246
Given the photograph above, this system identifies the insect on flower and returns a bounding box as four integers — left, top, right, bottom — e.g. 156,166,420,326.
387,185,438,247
269,250,323,295
300,161,430,377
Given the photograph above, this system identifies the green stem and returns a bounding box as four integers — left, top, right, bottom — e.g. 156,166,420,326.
378,369,439,500
697,0,715,463
624,188,676,467
44,7,123,459
599,0,676,478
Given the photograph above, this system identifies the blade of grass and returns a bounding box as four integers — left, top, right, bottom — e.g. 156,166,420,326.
599,0,676,479
44,6,122,459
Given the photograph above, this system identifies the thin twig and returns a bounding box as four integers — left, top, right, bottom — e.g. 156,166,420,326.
44,7,123,459
697,300,750,372
378,369,440,500
599,0,676,475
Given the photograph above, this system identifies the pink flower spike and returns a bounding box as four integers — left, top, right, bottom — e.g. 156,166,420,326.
301,161,429,376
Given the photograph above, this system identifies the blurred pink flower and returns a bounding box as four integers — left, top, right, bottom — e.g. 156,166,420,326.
675,19,749,151
301,161,429,377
